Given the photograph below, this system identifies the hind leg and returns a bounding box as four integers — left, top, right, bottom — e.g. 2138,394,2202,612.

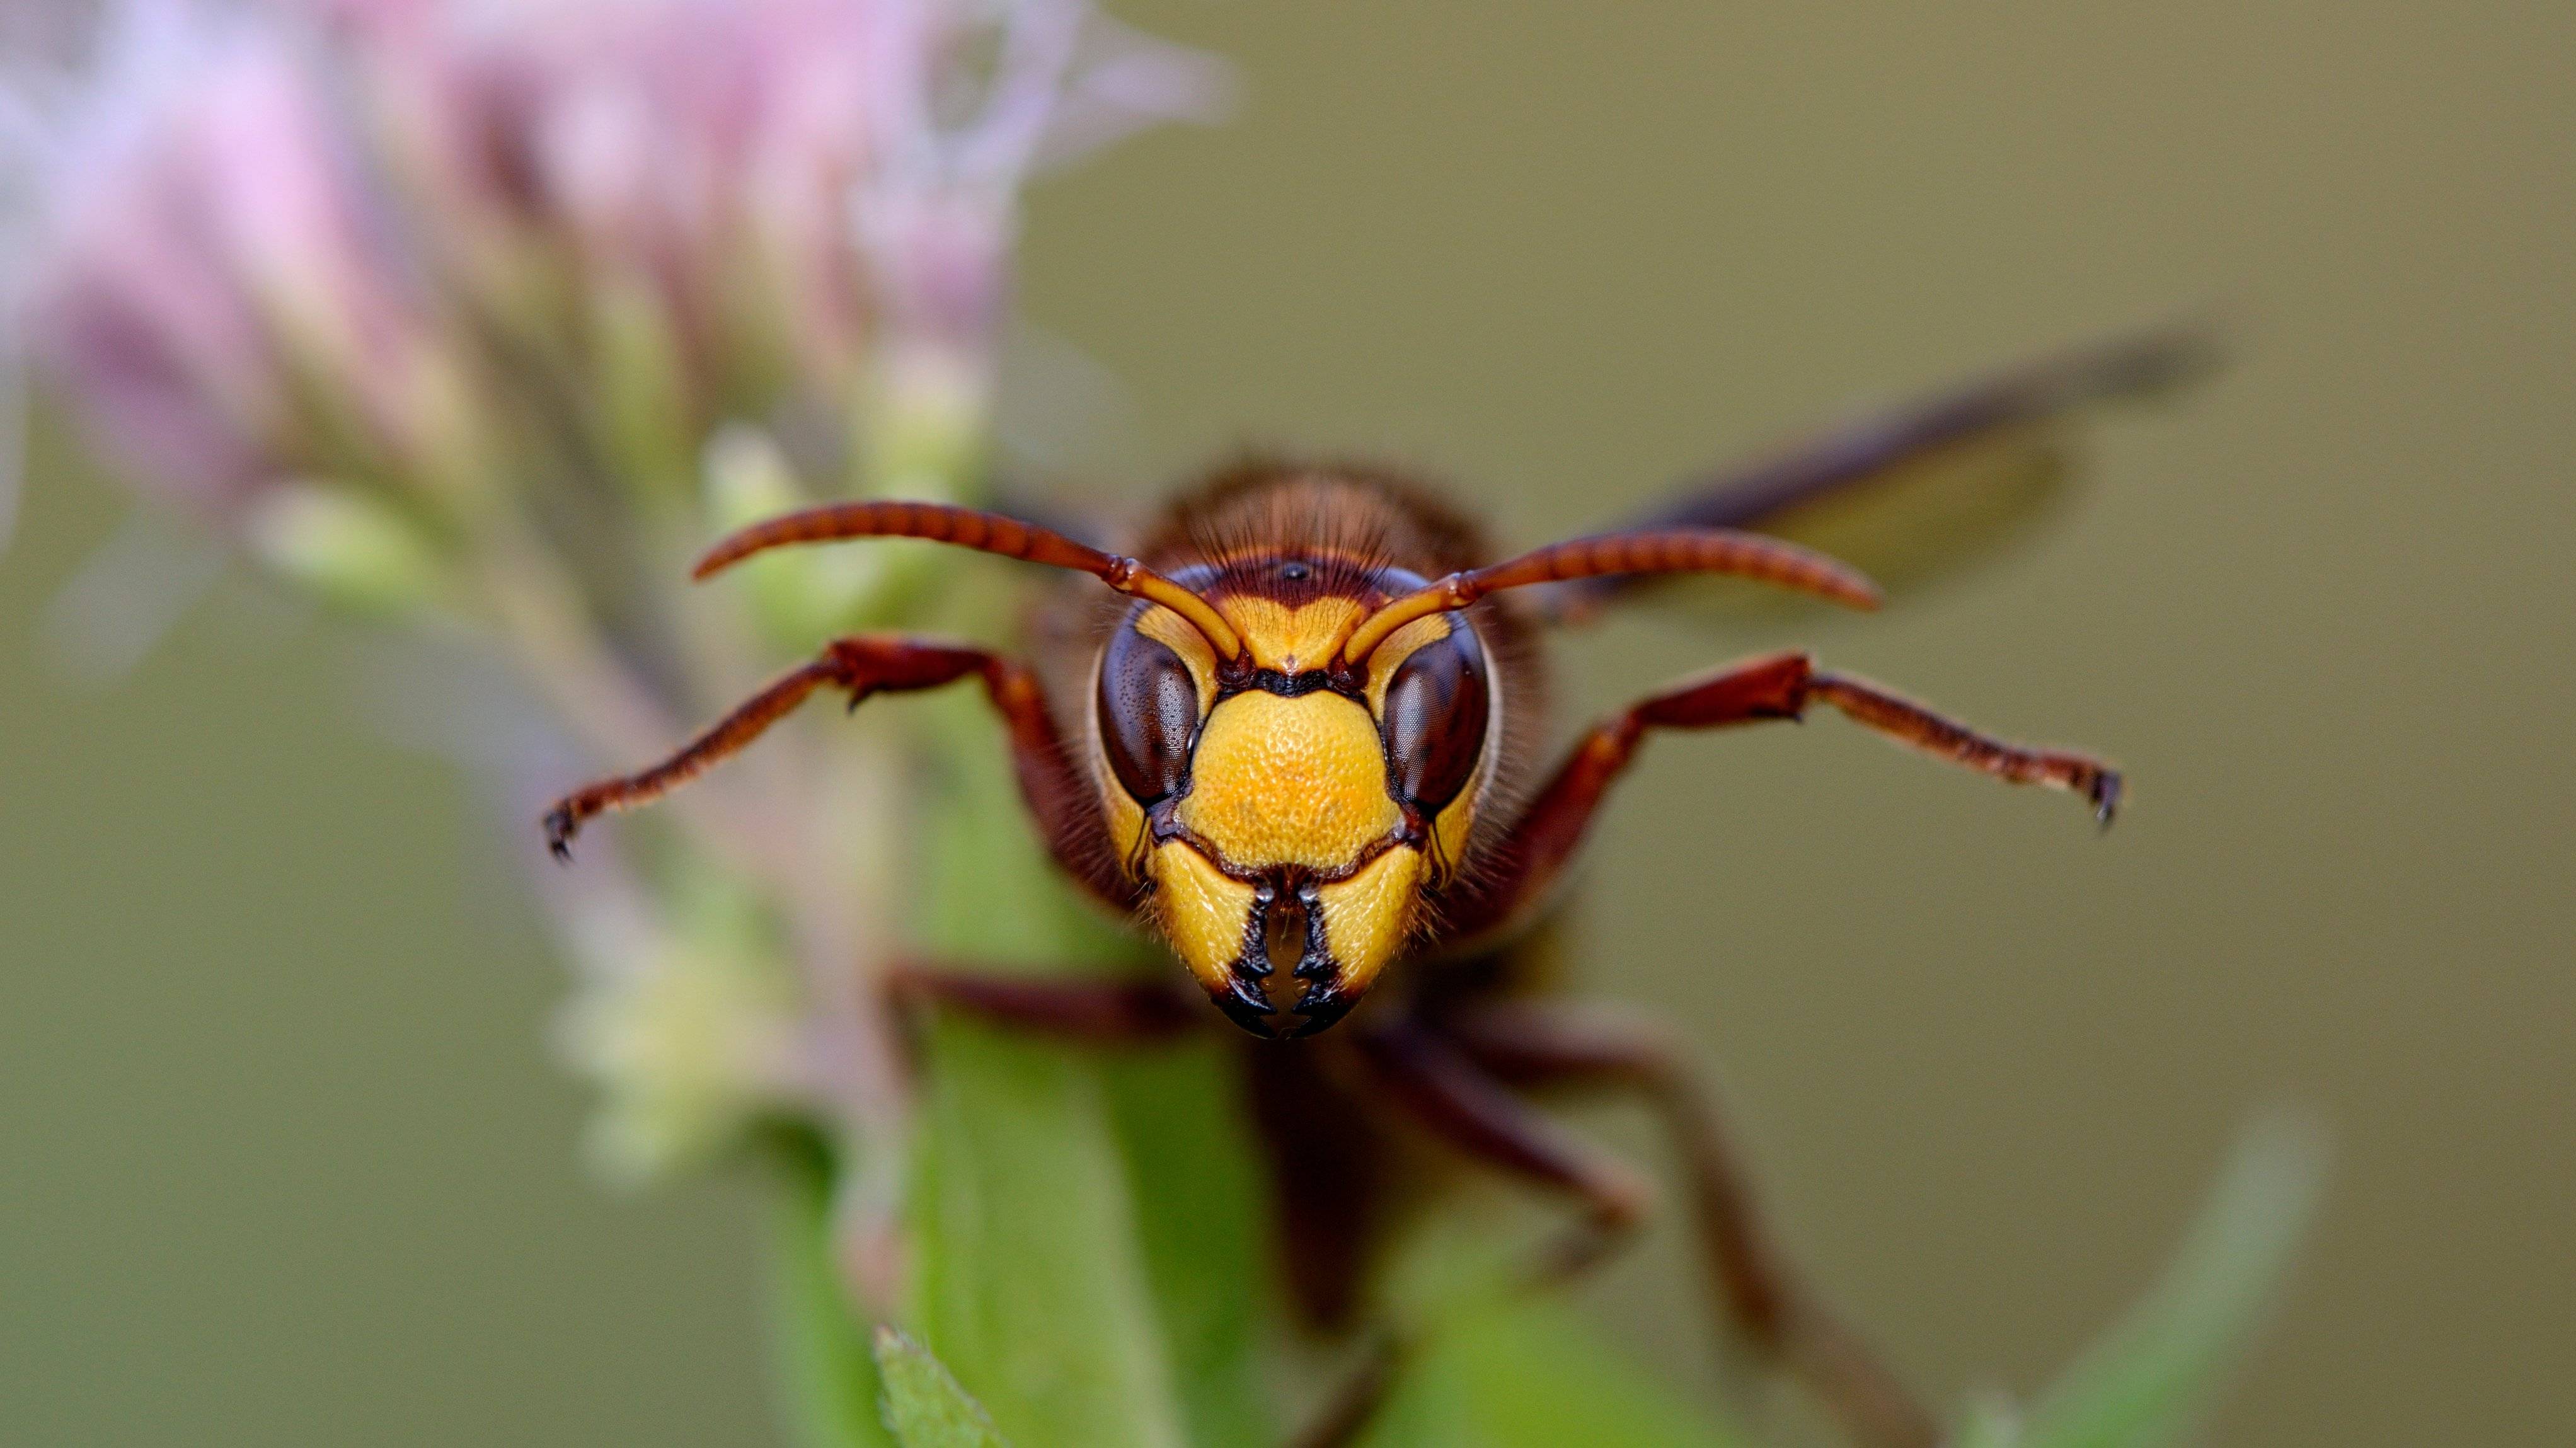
1436,997,1938,1448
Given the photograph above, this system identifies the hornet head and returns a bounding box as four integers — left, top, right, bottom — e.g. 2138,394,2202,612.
1088,557,1497,1038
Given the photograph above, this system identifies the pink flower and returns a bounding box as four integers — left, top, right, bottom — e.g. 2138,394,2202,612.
7,0,1227,520
339,0,884,394
333,0,1229,422
11,0,448,514
1,0,1230,1180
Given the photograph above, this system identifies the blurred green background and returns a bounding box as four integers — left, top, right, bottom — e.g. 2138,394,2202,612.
4,2,2567,1443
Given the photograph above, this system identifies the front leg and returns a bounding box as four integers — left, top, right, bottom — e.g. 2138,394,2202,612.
1440,650,2119,941
541,635,1136,908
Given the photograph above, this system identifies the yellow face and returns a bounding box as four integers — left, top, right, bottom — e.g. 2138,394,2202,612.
1090,584,1494,1036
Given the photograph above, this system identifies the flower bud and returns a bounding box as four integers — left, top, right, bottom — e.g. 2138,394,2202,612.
243,482,447,617
702,422,882,643
551,872,799,1187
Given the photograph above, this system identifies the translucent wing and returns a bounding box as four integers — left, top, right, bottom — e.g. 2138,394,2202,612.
1538,321,2217,624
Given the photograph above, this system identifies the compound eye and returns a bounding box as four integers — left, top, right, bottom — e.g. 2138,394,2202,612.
1097,623,1200,804
1379,621,1490,815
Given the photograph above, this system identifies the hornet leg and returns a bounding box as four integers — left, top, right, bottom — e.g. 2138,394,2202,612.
541,635,1134,907
883,962,1209,1060
1440,649,2119,941
1282,1017,1660,1448
1441,998,1940,1448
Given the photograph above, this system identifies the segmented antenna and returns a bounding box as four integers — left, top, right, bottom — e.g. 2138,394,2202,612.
696,500,1246,660
1336,526,1880,666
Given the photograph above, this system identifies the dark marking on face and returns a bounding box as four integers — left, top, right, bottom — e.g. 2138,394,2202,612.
1237,667,1345,699
1163,560,1430,606
1209,879,1279,1033
1283,980,1359,1037
1203,872,1361,1038
1288,882,1331,977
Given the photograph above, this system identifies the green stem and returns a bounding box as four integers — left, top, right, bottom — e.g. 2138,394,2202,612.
764,1125,897,1448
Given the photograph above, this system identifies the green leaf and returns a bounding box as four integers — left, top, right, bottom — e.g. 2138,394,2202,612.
912,686,1146,974
876,1326,1012,1448
899,682,1195,1448
906,1020,1191,1448
762,1129,894,1448
1102,1039,1276,1448
2015,1112,2328,1448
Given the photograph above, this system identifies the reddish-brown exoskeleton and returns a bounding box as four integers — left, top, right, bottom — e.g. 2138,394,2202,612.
544,327,2207,1448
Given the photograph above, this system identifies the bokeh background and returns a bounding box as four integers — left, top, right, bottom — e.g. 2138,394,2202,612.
4,2,2567,1444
